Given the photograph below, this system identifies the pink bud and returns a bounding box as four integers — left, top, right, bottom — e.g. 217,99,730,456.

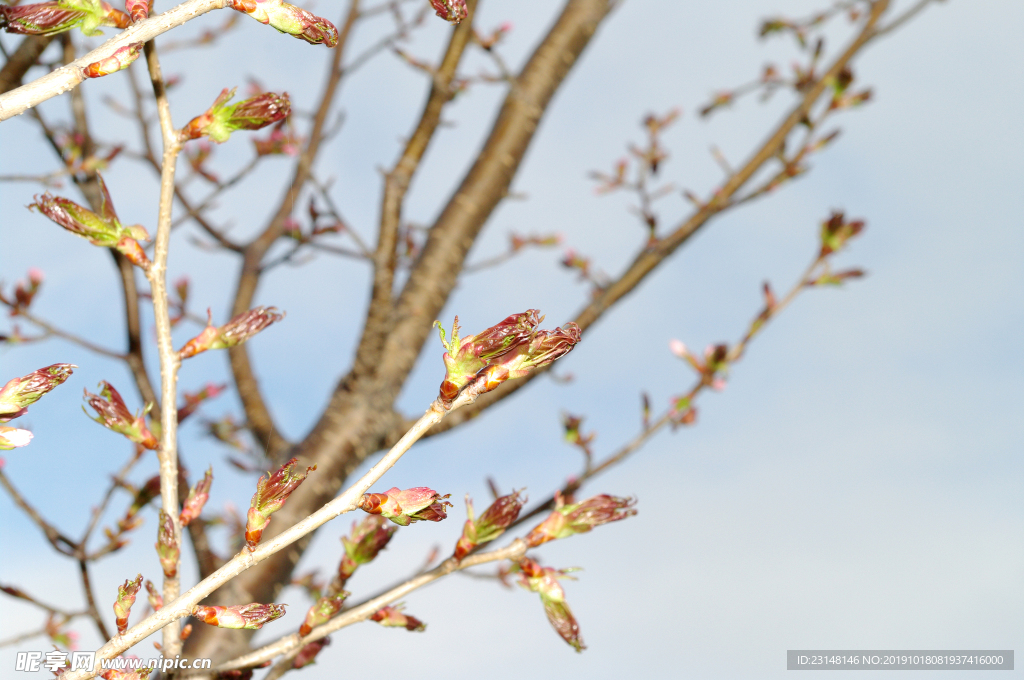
370,604,426,631
358,487,452,526
0,363,75,422
245,458,315,549
83,381,158,449
179,467,212,527
429,0,467,23
113,574,142,635
191,602,287,630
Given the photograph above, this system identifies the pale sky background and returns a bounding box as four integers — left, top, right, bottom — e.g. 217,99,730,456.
1,0,1021,678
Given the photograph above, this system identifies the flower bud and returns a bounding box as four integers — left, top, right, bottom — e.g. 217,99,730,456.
83,381,158,449
337,515,395,586
370,604,425,632
230,0,338,46
11,268,44,312
144,580,163,611
0,425,33,450
191,603,287,630
179,467,212,527
453,490,525,561
0,0,129,36
0,363,75,422
83,42,142,78
180,88,291,144
245,458,315,549
819,210,865,257
113,574,142,635
176,383,226,422
292,637,330,668
177,306,284,360
155,510,179,578
472,323,581,394
358,487,452,527
30,176,150,268
124,0,150,22
525,492,636,547
429,0,467,23
298,591,347,636
434,310,542,403
515,557,584,652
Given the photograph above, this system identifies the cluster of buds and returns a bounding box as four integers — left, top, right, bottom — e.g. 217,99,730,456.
562,413,594,460
525,492,636,547
178,307,284,360
253,123,302,156
0,363,75,422
83,381,158,449
336,515,395,587
179,88,291,144
358,487,451,527
176,383,226,422
83,42,142,78
453,491,525,561
30,175,150,268
191,603,286,630
2,268,45,314
0,0,130,36
370,604,425,631
230,0,338,46
292,637,330,668
298,591,347,636
818,210,865,257
429,0,467,24
670,340,729,391
179,467,213,526
113,574,142,635
245,458,316,549
155,510,179,578
514,557,584,652
434,310,582,405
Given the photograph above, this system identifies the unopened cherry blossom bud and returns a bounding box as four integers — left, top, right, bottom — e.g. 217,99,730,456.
299,591,347,636
429,0,467,23
337,515,395,586
454,490,525,561
0,0,128,36
230,0,338,46
180,88,291,144
83,381,158,449
245,458,315,549
11,268,44,311
83,42,141,78
191,602,287,630
370,604,425,631
0,363,75,422
144,580,162,611
525,492,636,547
819,210,865,257
178,306,284,360
434,310,542,403
473,323,582,394
0,425,33,450
358,487,452,527
155,510,179,578
30,176,150,268
515,557,584,652
292,637,330,668
113,574,142,635
179,467,212,527
124,0,150,22
176,383,226,422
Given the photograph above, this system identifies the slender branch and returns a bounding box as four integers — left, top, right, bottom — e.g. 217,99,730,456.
78,559,112,641
2,307,125,359
203,539,528,677
142,37,185,660
0,468,77,555
0,0,231,121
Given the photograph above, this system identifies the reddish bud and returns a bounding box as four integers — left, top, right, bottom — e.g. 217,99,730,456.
370,604,426,632
472,323,582,394
124,0,150,22
0,0,128,36
358,487,452,527
293,637,330,668
178,306,284,359
245,458,315,549
0,363,75,422
454,490,525,561
144,580,163,611
113,574,142,635
83,42,142,78
176,383,226,422
191,602,287,630
525,492,636,547
230,0,338,46
299,591,347,636
179,467,212,527
515,557,585,652
83,381,158,449
337,515,395,586
819,210,865,257
155,510,179,578
180,88,291,144
9,268,44,313
429,0,467,23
